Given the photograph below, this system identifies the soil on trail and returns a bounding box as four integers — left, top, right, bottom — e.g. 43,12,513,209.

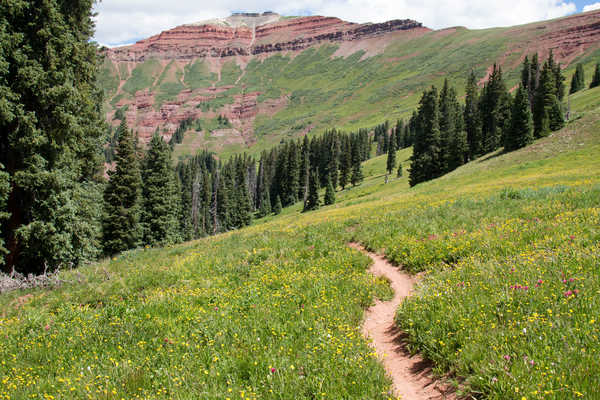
350,243,454,400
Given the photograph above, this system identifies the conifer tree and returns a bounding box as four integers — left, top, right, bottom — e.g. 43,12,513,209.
324,175,336,206
505,86,534,152
178,163,194,241
140,133,182,246
338,136,351,190
103,120,143,255
410,86,441,187
285,142,300,205
397,163,403,178
386,130,397,175
273,195,282,215
304,169,320,212
395,120,404,148
479,64,511,153
256,158,271,218
233,156,253,228
298,136,310,200
350,137,364,186
590,63,600,89
1,0,105,273
465,71,483,159
534,63,564,137
0,165,9,265
570,63,585,94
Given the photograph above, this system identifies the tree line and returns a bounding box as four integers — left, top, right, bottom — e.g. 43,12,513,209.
409,52,568,187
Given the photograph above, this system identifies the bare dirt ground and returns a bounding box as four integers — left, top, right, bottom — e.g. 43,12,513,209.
350,243,456,400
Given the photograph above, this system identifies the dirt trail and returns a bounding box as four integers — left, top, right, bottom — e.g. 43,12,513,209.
350,243,454,400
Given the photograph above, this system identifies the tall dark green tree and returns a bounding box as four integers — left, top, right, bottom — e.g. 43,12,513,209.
103,121,143,255
569,64,582,92
534,62,564,137
386,130,397,174
304,169,320,212
1,0,105,273
410,87,441,187
0,165,9,265
324,175,336,206
273,195,282,215
338,136,351,190
590,63,600,89
505,86,534,152
479,64,511,153
350,138,364,187
464,71,482,159
256,158,271,218
570,63,586,94
141,133,182,247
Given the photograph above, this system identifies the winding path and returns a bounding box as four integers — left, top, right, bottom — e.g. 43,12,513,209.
350,243,454,400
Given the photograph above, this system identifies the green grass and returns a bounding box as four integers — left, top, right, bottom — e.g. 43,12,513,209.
184,59,218,90
121,58,163,96
3,104,599,399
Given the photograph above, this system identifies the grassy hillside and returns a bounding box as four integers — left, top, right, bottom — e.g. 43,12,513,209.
2,85,599,398
100,13,600,157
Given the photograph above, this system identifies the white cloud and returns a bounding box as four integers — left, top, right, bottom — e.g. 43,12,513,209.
93,0,577,46
583,2,600,12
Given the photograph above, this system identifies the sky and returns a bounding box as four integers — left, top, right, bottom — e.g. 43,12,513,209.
93,0,600,47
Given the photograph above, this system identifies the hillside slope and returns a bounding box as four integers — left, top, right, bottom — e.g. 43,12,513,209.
99,10,600,159
2,87,599,399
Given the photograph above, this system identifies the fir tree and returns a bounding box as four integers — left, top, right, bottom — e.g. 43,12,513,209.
304,169,320,212
410,86,441,187
338,136,351,190
324,175,336,206
256,158,271,218
350,154,364,187
1,0,105,273
397,163,403,178
570,63,585,94
140,133,182,247
395,120,404,148
464,71,483,159
534,63,564,137
273,195,282,215
505,86,534,152
479,64,511,153
103,120,143,255
590,63,600,89
298,136,310,200
386,130,397,174
0,165,9,265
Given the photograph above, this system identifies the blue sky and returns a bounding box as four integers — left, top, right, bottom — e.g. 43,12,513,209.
93,0,600,47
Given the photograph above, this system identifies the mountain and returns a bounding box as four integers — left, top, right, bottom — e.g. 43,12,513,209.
99,10,600,158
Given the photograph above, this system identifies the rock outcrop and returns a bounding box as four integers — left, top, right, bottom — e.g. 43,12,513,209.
105,15,425,62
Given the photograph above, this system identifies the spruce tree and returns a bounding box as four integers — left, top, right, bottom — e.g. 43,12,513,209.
534,63,564,137
505,86,534,152
570,64,585,94
397,163,403,178
338,136,351,190
140,133,182,247
386,130,397,174
103,120,143,255
395,120,404,148
350,156,364,187
479,64,511,153
1,0,105,273
304,169,320,212
273,195,282,215
0,165,9,265
590,63,600,89
410,86,441,187
465,71,483,159
298,136,310,200
256,158,271,218
324,175,336,206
